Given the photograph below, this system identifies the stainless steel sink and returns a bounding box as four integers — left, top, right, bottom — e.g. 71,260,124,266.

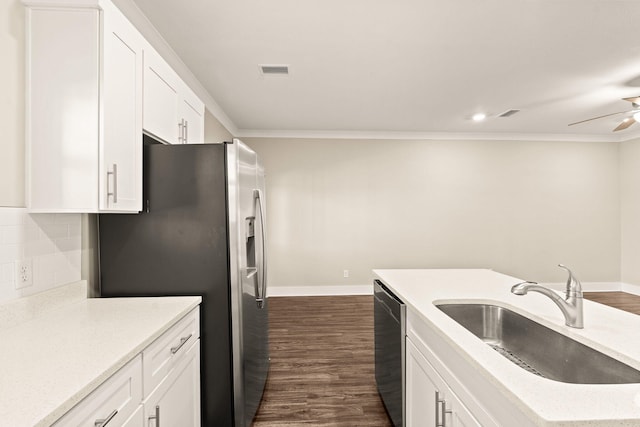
436,303,640,384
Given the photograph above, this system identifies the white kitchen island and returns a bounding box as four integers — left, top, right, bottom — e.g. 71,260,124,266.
0,281,201,427
373,269,640,427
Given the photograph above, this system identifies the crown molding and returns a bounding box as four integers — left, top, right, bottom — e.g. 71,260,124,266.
235,129,625,142
617,130,640,142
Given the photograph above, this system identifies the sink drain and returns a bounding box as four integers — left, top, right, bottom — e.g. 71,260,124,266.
488,344,546,378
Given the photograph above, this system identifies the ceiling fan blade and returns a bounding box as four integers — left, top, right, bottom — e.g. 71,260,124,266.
613,118,636,132
568,111,628,126
623,96,640,104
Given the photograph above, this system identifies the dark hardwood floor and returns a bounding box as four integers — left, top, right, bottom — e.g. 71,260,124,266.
252,295,392,426
584,291,640,315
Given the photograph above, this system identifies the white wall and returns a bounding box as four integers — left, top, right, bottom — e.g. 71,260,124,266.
620,137,640,284
204,109,233,143
0,0,25,207
245,137,621,288
0,208,81,303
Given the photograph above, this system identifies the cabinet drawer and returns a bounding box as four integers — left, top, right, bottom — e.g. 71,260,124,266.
53,355,142,427
143,307,200,397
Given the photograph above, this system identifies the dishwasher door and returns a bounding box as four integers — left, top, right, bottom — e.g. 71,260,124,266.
374,279,406,427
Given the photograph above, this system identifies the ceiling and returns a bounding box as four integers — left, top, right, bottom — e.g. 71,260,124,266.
131,0,640,140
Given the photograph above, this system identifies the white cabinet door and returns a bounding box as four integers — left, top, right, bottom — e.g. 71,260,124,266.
180,98,204,144
101,0,143,212
53,356,143,427
144,340,201,427
179,84,204,144
122,405,143,427
25,6,100,212
406,338,439,426
143,47,205,145
406,338,480,427
25,0,143,213
143,47,181,144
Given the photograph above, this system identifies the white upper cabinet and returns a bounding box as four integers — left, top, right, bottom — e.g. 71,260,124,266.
180,91,205,144
143,45,205,144
101,0,144,212
143,49,181,144
24,0,143,212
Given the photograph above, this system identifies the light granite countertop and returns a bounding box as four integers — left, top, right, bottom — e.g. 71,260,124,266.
373,269,640,427
0,282,201,427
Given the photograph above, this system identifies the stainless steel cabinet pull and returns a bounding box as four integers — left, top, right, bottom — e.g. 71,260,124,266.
107,164,118,204
184,120,188,143
178,119,184,143
170,333,193,354
435,391,452,427
94,409,118,427
148,405,160,427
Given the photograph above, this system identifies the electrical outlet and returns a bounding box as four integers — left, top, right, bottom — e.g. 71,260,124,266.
14,259,33,289
343,270,349,278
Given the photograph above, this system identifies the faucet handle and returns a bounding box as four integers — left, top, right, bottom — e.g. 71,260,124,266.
558,264,583,298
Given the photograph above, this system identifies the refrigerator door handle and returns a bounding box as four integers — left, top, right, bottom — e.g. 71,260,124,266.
254,189,267,309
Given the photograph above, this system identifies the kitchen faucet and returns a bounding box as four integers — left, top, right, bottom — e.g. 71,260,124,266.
511,264,584,328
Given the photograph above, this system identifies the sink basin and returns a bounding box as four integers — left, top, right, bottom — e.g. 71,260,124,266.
436,303,640,384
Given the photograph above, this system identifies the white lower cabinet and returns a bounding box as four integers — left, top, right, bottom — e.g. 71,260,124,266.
144,340,202,427
406,338,480,427
53,356,143,427
53,307,201,426
122,406,144,427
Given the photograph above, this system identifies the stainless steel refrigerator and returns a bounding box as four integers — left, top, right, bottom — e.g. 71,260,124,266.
98,137,269,427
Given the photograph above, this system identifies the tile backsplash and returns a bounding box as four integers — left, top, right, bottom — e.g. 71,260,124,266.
0,208,81,303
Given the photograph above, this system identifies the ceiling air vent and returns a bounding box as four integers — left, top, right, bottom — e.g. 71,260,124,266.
260,65,289,75
498,109,521,118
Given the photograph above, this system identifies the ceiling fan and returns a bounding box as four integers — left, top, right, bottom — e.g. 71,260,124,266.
568,96,640,132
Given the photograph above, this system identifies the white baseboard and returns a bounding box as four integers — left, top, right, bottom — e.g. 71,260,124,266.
621,282,640,296
268,284,372,297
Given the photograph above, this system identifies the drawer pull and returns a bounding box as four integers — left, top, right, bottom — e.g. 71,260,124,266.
94,409,118,427
170,333,193,354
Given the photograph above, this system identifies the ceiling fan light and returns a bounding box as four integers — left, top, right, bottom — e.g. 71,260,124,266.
633,112,640,122
472,113,487,122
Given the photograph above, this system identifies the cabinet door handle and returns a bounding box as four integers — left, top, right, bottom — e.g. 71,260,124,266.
148,405,160,427
94,409,118,427
107,163,118,204
170,333,193,354
184,120,188,143
436,391,453,427
435,391,442,427
178,119,184,143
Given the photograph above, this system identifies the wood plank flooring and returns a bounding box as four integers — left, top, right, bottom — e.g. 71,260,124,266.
584,291,640,315
252,295,392,426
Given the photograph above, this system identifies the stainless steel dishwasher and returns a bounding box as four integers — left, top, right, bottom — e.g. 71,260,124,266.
374,279,406,427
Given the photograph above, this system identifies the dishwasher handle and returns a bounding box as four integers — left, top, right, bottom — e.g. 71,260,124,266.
374,280,405,321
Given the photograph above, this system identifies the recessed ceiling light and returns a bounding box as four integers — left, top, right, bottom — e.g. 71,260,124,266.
472,113,487,122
